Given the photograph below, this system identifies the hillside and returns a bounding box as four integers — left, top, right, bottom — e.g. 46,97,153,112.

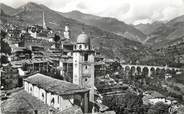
60,10,147,42
1,2,151,61
145,15,184,49
135,21,165,35
0,3,17,15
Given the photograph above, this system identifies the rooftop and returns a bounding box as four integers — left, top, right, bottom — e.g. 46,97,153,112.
24,73,89,95
144,91,164,98
1,89,83,114
11,58,49,68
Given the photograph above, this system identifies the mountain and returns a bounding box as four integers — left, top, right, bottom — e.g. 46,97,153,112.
2,2,151,61
146,15,184,49
135,21,165,35
60,10,147,42
0,3,17,15
168,15,184,25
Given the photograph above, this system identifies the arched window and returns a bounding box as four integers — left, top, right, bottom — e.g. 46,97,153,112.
58,96,59,104
51,98,55,105
79,45,82,49
84,54,88,61
42,93,44,100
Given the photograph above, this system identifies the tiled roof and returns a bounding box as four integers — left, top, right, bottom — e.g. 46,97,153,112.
1,89,83,114
11,58,48,65
12,47,27,52
144,91,164,98
24,73,89,95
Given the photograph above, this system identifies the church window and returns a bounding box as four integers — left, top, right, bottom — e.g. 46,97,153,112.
34,110,38,114
58,96,59,104
51,98,55,105
85,66,87,69
84,54,88,61
49,109,55,114
42,93,44,99
75,63,77,67
79,45,82,49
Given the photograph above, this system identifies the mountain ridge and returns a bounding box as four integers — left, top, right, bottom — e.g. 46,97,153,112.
59,10,147,42
0,3,17,15
1,2,150,61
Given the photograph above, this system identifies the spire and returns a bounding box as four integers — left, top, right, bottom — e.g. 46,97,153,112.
42,12,47,29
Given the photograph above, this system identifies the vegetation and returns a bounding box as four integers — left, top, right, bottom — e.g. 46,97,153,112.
0,55,9,65
0,30,11,65
103,92,143,114
172,73,184,85
147,102,169,114
0,30,11,55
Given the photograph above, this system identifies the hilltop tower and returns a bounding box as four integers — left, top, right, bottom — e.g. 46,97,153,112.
42,12,47,29
63,24,71,39
73,31,95,107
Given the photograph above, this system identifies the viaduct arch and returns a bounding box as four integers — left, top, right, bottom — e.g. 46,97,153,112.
121,64,181,77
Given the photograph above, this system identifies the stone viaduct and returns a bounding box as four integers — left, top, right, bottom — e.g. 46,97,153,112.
121,64,181,77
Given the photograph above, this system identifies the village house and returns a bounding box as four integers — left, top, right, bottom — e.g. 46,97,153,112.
143,91,173,105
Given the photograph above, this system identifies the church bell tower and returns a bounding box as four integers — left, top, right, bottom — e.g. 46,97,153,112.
73,31,95,103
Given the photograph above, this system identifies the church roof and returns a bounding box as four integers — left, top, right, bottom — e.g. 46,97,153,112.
24,73,89,95
1,89,83,114
77,32,90,44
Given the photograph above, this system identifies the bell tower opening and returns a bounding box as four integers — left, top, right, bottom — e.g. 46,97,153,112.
84,54,88,61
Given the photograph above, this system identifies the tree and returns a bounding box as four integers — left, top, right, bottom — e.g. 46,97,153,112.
53,34,60,42
148,102,169,114
1,30,11,55
0,55,9,65
0,40,11,55
103,91,143,114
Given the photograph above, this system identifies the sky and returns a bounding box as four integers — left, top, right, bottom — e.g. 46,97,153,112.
1,0,184,25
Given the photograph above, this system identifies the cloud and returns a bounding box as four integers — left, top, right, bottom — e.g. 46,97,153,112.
1,0,184,24
76,2,87,9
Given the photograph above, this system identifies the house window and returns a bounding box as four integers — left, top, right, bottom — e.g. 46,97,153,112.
84,54,88,61
85,66,87,69
85,78,88,82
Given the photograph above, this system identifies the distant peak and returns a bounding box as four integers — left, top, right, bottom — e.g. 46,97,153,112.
0,3,12,8
0,3,5,6
71,10,81,13
26,2,38,5
21,2,41,8
18,2,45,12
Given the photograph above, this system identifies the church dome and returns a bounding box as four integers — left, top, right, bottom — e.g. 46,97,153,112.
77,32,90,44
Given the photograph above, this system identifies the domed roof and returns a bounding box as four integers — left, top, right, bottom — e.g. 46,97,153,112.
77,32,90,44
